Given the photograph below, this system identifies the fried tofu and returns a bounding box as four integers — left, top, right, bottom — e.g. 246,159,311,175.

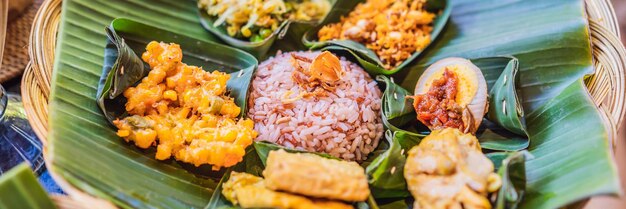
263,149,370,202
223,172,352,209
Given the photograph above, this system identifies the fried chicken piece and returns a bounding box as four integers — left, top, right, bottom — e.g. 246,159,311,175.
263,149,370,202
404,128,501,209
223,172,352,209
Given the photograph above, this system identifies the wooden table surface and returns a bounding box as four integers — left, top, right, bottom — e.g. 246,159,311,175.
585,1,626,208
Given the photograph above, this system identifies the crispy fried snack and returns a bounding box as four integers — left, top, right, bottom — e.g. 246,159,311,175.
404,128,501,209
318,0,435,70
223,172,352,209
263,149,370,202
113,41,257,170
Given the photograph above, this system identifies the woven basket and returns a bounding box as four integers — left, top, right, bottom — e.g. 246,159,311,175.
20,0,626,208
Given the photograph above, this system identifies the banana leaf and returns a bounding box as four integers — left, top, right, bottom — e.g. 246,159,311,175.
377,199,410,209
303,0,451,75
48,0,258,206
393,0,620,208
487,58,527,136
365,131,412,199
477,57,529,151
205,173,232,209
0,163,56,209
477,120,529,152
490,151,530,209
198,0,337,59
377,75,419,133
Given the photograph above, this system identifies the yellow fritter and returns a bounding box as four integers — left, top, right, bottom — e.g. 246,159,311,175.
404,128,501,209
223,172,352,209
263,149,370,202
113,41,257,170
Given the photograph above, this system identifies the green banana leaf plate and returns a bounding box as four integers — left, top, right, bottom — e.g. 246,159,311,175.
47,0,619,208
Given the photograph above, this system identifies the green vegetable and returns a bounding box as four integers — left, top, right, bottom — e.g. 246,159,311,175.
249,34,264,43
209,96,225,114
259,29,273,39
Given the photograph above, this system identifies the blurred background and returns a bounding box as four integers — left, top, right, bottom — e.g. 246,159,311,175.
587,1,626,208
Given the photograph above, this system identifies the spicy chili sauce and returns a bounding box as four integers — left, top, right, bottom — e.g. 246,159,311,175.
412,68,464,130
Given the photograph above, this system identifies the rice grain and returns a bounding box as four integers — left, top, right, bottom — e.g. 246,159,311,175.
249,51,383,160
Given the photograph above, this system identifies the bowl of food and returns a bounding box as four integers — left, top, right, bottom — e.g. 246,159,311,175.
197,0,331,58
248,50,383,161
20,0,626,208
303,0,451,75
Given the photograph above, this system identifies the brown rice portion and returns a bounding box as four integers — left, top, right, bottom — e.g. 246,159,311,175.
248,51,384,161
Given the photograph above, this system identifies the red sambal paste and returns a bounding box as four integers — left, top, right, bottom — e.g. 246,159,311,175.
412,68,464,130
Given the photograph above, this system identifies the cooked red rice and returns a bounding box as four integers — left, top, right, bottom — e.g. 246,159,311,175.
248,51,383,161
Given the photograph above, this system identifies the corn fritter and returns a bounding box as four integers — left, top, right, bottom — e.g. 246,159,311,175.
113,41,257,170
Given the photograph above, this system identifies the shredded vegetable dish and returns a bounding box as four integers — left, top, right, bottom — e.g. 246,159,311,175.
198,0,330,42
113,41,257,170
318,0,435,70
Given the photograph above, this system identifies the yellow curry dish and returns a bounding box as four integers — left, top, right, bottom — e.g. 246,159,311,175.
113,41,257,170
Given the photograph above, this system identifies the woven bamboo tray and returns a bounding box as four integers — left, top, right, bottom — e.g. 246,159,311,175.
21,0,626,208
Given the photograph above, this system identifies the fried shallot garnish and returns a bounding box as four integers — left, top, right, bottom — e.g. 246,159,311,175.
291,51,344,98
